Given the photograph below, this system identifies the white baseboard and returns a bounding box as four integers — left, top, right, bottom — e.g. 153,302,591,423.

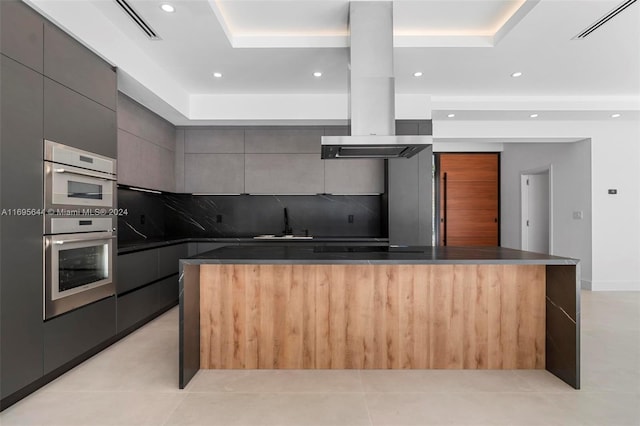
582,280,640,291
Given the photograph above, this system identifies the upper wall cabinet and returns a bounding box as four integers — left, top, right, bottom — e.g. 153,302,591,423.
0,0,43,72
245,154,324,194
322,126,384,194
44,78,117,158
245,129,322,153
44,23,116,111
185,129,244,154
118,93,175,151
117,93,176,192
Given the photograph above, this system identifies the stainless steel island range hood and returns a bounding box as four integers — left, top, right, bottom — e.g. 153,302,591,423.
321,1,432,159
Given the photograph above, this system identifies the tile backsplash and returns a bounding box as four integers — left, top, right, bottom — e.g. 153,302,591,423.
117,188,384,244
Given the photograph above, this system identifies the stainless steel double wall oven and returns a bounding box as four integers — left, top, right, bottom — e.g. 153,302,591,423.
43,140,117,319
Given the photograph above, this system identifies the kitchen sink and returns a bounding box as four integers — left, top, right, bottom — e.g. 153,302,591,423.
253,235,313,240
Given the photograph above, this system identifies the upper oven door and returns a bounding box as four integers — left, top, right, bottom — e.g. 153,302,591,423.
44,162,116,210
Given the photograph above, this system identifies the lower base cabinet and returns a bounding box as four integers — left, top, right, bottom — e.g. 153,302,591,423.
43,296,116,374
117,276,178,333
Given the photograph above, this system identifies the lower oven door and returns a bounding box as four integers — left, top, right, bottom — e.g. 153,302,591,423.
44,231,115,319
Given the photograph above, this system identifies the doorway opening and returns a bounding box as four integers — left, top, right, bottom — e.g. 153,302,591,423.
521,166,553,254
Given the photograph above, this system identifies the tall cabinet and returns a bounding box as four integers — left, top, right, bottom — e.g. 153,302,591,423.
1,0,117,407
0,1,45,400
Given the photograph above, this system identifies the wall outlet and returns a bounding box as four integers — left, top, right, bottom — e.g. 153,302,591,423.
348,214,354,224
572,211,583,220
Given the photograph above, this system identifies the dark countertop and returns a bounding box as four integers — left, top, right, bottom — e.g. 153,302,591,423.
117,237,390,255
182,245,579,265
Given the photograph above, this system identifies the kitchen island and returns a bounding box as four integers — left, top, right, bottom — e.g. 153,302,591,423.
179,246,580,389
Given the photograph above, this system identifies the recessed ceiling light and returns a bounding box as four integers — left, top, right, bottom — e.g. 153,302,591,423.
413,71,423,77
511,72,523,77
213,72,223,78
611,113,621,118
530,113,539,118
160,4,175,13
447,113,455,118
313,72,322,77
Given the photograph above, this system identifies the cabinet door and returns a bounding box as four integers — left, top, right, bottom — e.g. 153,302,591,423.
245,154,324,194
184,154,244,194
324,159,384,194
43,22,116,110
44,78,117,158
43,296,116,374
0,0,43,72
245,129,322,153
185,128,244,153
117,249,158,295
158,244,188,278
0,56,45,399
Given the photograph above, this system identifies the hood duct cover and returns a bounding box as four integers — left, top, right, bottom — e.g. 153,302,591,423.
321,1,431,159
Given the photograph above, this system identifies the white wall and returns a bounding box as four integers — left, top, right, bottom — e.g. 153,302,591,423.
436,119,640,291
501,141,592,286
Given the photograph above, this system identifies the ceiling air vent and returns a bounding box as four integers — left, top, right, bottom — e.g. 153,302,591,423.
114,0,161,40
573,0,637,39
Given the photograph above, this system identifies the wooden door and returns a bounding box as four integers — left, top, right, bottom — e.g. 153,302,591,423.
437,153,499,246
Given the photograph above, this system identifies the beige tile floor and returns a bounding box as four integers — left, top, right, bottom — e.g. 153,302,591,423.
1,291,638,426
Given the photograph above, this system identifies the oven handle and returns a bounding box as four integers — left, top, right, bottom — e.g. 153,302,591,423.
54,236,116,245
53,168,116,181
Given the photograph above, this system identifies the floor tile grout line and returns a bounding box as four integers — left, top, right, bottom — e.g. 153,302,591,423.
159,391,189,426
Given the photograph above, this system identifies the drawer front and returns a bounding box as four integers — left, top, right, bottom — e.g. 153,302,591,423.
158,244,188,278
117,249,158,294
116,276,178,333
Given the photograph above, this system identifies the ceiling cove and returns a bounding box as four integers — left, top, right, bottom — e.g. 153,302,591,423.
208,0,539,48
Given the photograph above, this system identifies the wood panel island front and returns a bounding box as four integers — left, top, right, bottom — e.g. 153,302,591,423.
179,246,580,389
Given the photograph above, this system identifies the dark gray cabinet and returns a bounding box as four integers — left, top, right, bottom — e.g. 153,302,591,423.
44,78,117,158
0,0,43,72
117,276,178,333
116,249,158,294
0,55,45,400
244,128,322,153
158,244,188,277
43,22,116,110
43,297,116,374
116,244,187,332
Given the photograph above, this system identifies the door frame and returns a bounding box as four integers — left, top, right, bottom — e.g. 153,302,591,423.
520,165,553,253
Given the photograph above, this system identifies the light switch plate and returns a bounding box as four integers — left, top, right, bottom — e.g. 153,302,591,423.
572,211,583,220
